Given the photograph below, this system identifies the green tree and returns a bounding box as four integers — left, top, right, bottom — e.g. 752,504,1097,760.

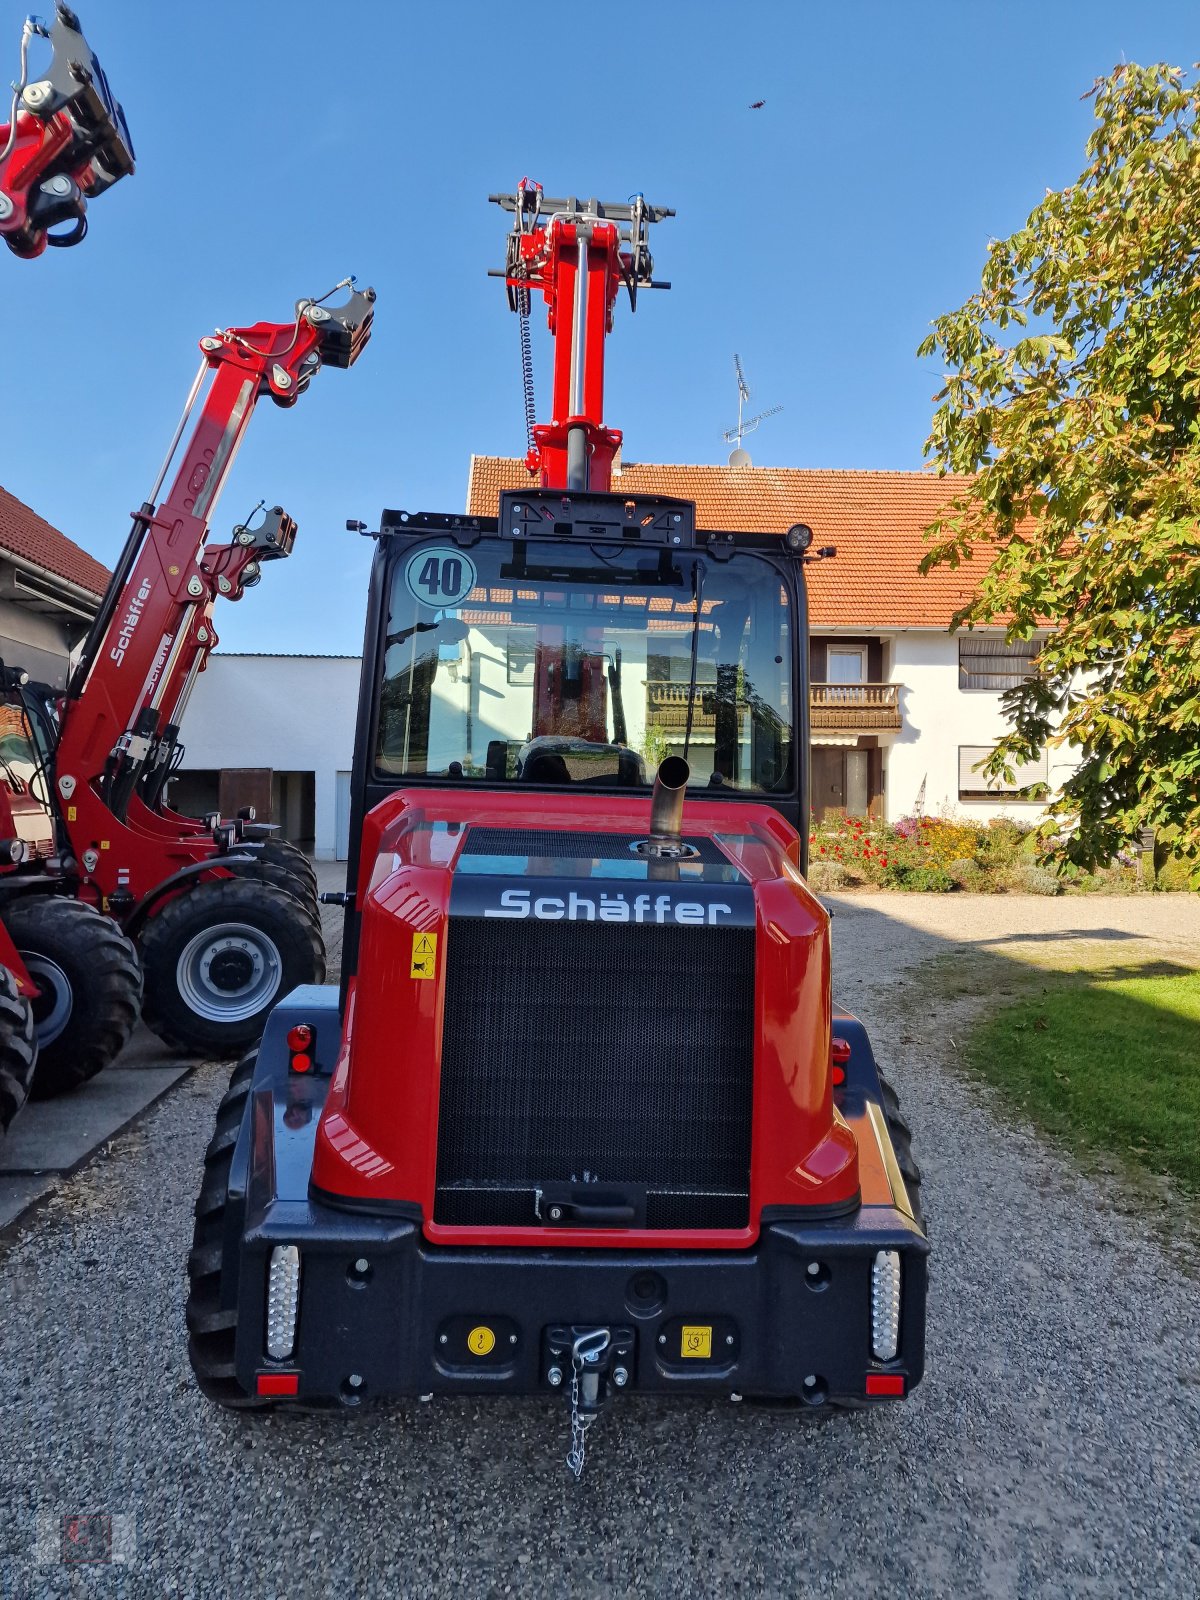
919,62,1200,878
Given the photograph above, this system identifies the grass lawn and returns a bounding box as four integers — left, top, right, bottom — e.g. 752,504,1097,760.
966,970,1200,1195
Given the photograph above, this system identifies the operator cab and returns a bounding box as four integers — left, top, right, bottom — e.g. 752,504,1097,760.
352,488,813,846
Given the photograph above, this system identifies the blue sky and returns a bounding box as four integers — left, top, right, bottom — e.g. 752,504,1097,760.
2,0,1195,653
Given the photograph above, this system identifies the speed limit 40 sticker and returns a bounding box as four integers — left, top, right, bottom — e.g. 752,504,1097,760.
403,546,478,608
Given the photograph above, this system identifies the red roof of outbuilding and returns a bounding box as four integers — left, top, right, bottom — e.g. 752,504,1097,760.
466,457,983,630
0,484,110,599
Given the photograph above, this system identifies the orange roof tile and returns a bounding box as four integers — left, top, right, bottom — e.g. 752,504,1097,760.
466,457,983,630
0,484,110,599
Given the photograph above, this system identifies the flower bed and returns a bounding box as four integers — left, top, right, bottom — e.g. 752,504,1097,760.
805,814,1179,894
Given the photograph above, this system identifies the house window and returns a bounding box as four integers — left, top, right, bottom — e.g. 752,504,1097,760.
506,630,535,685
958,744,1049,801
826,646,866,684
958,635,1039,691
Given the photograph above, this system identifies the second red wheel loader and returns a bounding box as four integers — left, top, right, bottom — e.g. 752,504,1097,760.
188,187,928,1477
0,281,374,1070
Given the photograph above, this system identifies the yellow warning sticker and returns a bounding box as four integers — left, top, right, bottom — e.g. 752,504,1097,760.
67,806,76,822
680,1325,713,1359
467,1325,495,1357
410,931,437,980
100,840,109,850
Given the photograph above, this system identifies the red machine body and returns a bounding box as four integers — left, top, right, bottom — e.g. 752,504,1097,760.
312,788,860,1245
0,6,134,260
495,186,671,490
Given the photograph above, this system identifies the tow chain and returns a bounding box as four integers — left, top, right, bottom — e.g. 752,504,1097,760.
518,291,537,454
565,1327,610,1480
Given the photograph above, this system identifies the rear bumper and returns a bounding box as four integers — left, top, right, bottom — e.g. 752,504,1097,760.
225,988,928,1407
238,1203,926,1404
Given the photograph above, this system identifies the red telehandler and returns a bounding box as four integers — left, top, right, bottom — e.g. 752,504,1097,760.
0,281,375,1074
0,2,137,1123
187,186,927,1477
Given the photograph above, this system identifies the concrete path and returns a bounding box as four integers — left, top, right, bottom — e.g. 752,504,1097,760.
0,1026,187,1229
0,858,342,1231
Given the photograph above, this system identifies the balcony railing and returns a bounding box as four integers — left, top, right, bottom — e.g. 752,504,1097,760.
644,679,903,735
810,681,901,732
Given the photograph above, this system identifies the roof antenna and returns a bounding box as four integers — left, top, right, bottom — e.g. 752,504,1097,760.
723,354,782,467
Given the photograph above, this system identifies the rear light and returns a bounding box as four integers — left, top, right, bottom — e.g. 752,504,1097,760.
866,1372,905,1397
266,1245,301,1360
287,1023,314,1074
871,1249,901,1360
257,1371,300,1396
831,1037,850,1086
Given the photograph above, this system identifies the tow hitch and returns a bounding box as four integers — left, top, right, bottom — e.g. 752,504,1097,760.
544,1324,634,1479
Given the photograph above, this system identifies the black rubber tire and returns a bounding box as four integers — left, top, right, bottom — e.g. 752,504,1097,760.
4,895,142,1099
254,842,317,896
222,855,318,915
139,878,325,1057
186,1051,267,1408
878,1070,925,1233
0,963,37,1134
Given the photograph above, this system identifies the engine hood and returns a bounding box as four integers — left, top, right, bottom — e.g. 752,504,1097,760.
310,785,858,1239
358,786,815,913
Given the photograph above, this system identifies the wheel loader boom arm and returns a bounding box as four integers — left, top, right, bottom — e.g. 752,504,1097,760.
55,286,375,822
492,184,672,491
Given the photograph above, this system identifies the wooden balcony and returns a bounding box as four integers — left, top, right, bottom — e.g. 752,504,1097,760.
810,681,902,732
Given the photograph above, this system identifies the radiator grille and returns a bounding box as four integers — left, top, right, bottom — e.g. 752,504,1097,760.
435,915,755,1229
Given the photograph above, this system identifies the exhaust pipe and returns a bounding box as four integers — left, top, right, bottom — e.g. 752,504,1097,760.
648,755,690,847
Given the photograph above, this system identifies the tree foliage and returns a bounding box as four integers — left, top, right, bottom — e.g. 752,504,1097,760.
919,62,1200,877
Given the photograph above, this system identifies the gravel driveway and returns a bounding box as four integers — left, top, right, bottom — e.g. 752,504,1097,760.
2,893,1199,1598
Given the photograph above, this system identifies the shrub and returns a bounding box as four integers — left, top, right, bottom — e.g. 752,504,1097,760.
1010,864,1063,896
919,817,987,867
884,863,956,892
807,859,849,892
948,856,987,891
809,816,894,885
976,817,1028,867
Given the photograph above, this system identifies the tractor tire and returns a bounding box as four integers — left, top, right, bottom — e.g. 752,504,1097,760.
878,1070,925,1233
186,1051,267,1408
0,964,37,1134
139,878,325,1058
4,896,142,1099
222,855,318,915
253,841,318,897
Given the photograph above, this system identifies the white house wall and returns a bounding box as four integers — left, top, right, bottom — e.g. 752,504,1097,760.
180,639,1077,853
179,655,361,859
885,631,1075,825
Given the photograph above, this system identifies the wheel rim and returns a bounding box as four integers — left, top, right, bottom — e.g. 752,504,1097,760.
175,921,283,1024
22,953,73,1047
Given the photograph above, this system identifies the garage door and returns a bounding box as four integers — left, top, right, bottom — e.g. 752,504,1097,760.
336,770,352,861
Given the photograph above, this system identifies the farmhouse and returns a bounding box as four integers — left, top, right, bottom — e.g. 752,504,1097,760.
176,460,1068,857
